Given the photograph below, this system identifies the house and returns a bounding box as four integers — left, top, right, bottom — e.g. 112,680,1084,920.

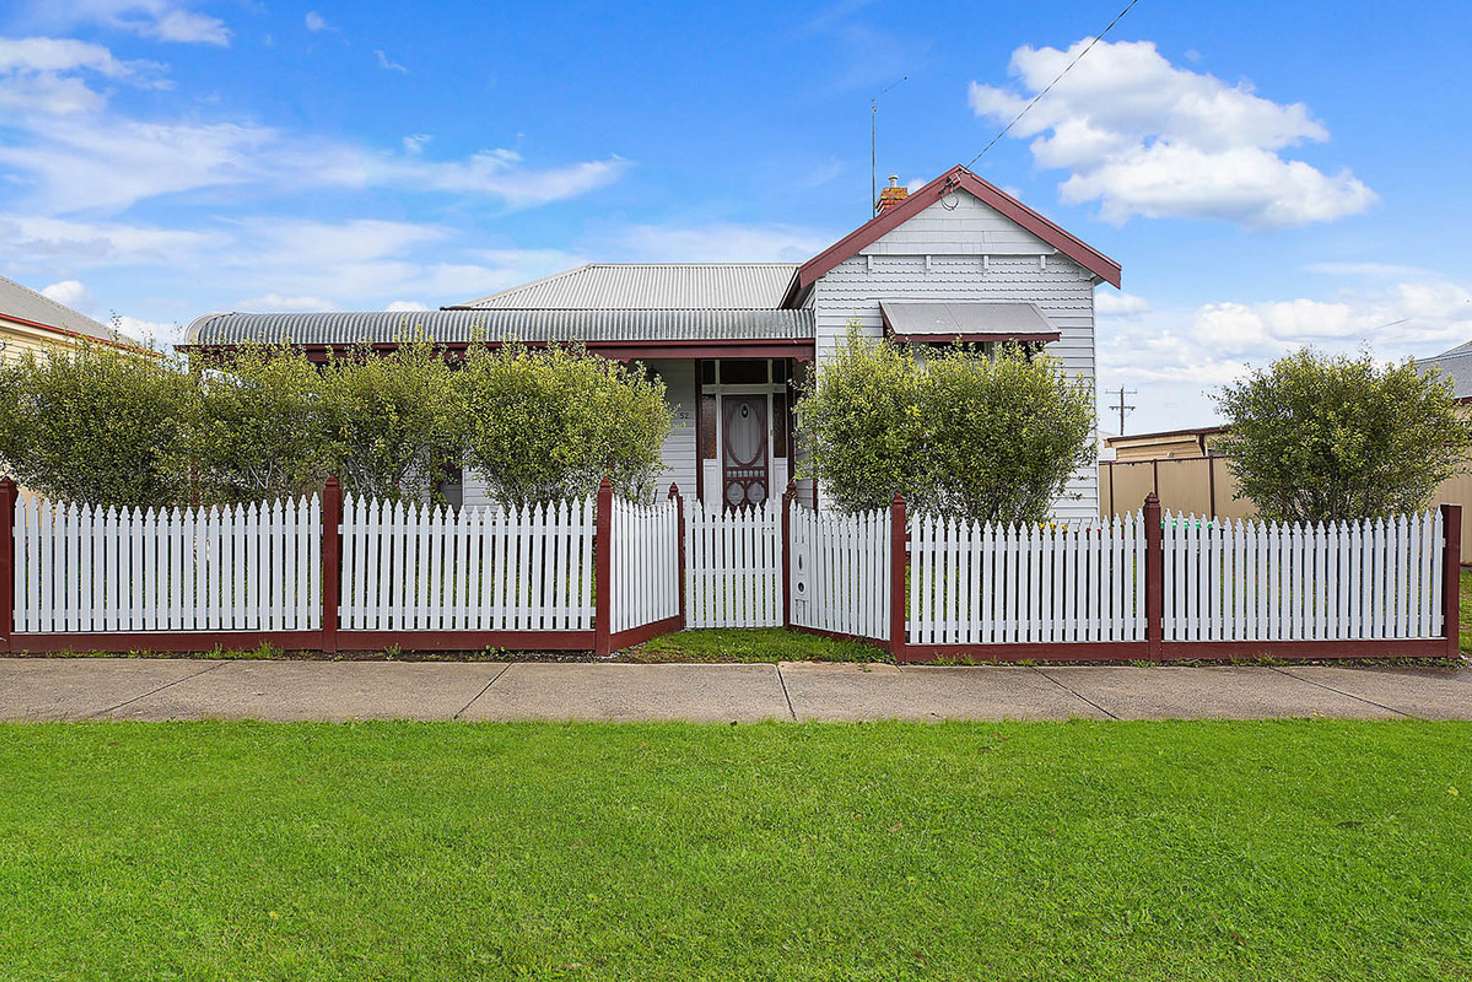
0,274,147,363
1107,425,1230,462
182,165,1122,517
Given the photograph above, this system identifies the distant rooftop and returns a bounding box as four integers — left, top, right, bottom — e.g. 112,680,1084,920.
0,274,115,341
1417,340,1472,400
451,263,800,310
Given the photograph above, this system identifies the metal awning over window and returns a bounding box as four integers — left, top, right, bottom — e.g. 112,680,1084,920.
879,301,1060,345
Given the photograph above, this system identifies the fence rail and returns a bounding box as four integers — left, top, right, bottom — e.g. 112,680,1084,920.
0,476,1460,662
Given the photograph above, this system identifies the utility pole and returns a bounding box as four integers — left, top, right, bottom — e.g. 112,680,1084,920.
1106,385,1136,436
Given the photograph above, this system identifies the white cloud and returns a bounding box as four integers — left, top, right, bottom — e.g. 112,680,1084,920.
237,293,339,312
40,279,91,309
375,50,407,73
386,300,430,312
1095,290,1150,316
969,39,1374,227
0,46,628,214
616,223,833,262
0,214,219,265
1305,261,1434,279
111,313,175,346
402,133,431,155
38,1,231,45
304,11,328,32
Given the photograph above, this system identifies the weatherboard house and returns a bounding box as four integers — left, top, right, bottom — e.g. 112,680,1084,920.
184,165,1121,517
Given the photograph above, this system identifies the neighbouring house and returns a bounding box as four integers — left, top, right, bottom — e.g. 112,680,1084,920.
0,274,147,363
1416,341,1472,401
1108,425,1230,462
181,165,1122,518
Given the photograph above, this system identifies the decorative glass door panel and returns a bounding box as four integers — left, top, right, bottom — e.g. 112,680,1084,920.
721,395,769,507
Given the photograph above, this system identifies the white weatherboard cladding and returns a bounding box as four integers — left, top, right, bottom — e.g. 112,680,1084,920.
810,194,1100,519
860,190,1052,256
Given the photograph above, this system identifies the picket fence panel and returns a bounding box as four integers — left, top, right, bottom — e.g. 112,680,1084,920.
339,495,595,632
12,495,321,633
685,501,782,628
1162,510,1444,641
609,496,681,634
907,512,1144,645
789,503,890,640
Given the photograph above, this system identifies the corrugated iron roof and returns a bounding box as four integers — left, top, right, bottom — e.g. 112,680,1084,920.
0,273,116,341
453,263,799,309
185,308,815,346
1417,341,1472,399
879,301,1055,336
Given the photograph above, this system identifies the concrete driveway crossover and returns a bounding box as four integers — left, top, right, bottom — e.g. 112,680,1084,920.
1,657,1468,723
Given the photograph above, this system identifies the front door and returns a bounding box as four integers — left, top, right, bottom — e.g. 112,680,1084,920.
721,395,769,508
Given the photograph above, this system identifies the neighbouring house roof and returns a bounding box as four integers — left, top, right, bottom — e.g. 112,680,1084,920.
0,274,115,342
879,301,1059,344
453,263,800,310
184,307,815,347
1417,341,1472,400
785,164,1122,302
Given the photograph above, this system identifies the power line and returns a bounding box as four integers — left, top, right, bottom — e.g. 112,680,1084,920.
871,75,908,216
966,0,1143,169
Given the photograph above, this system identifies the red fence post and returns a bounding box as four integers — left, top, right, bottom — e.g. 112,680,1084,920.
321,477,341,654
594,477,613,656
670,483,687,630
782,481,795,630
1144,492,1163,661
889,493,907,662
0,477,15,653
1442,503,1461,657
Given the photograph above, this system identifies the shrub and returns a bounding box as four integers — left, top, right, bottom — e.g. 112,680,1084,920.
1214,348,1472,522
924,345,1095,523
459,343,671,505
796,330,1095,522
184,343,331,504
320,339,468,504
0,343,193,507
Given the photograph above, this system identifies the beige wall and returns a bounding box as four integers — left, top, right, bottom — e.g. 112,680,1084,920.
1102,455,1472,559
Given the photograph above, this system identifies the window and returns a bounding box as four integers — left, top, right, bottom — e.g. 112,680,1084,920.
699,393,718,459
699,360,717,385
718,359,768,385
772,392,788,458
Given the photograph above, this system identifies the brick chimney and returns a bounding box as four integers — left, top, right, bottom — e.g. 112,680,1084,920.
876,174,908,214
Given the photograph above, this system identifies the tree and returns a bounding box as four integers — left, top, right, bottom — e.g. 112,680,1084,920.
184,343,331,504
1214,348,1472,522
923,344,1095,523
795,330,1095,522
0,343,193,507
459,343,671,505
319,339,468,503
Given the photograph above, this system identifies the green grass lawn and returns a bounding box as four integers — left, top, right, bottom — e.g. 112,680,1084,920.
625,626,890,663
3,721,1469,979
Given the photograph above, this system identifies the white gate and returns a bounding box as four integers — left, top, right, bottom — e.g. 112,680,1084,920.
684,501,782,628
789,503,889,641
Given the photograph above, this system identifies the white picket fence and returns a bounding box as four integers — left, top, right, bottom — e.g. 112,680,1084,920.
12,496,321,633
789,503,890,640
609,495,681,634
1162,511,1445,641
339,496,595,631
684,501,783,628
907,512,1145,645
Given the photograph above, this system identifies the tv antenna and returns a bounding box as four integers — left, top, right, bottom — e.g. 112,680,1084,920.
871,75,907,216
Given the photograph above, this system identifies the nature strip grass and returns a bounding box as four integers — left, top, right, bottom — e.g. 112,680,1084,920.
2,719,1469,979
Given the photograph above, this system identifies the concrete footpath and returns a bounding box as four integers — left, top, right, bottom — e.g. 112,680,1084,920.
1,657,1468,722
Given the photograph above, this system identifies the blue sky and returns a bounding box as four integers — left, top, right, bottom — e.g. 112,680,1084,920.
1,0,1469,431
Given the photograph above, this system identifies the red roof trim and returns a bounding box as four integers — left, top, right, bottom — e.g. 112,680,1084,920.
789,164,1122,298
0,310,156,356
887,331,1061,345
